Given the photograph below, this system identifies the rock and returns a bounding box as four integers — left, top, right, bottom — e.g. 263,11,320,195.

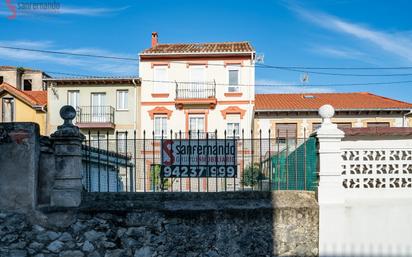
33,225,46,233
126,227,145,238
122,237,139,248
59,232,73,242
134,246,153,257
82,241,95,252
1,234,18,243
9,241,27,249
47,240,64,253
29,242,44,252
9,249,27,257
64,240,76,249
59,250,84,257
104,249,125,257
71,221,86,234
102,241,116,249
116,228,127,238
84,230,105,242
88,251,101,257
206,250,219,257
47,231,61,241
36,233,50,243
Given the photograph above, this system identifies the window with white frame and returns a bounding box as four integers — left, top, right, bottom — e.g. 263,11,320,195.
189,114,205,138
116,90,128,110
67,90,79,109
228,65,240,92
154,115,167,139
226,114,240,138
117,132,127,153
153,66,168,93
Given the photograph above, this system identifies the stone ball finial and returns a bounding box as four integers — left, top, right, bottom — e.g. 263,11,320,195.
319,104,335,119
60,105,76,126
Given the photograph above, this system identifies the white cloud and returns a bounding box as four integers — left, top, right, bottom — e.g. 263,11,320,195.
290,4,412,63
0,5,128,17
58,6,129,16
255,79,335,94
0,40,137,76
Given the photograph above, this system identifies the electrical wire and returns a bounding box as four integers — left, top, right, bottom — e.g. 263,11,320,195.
4,45,412,77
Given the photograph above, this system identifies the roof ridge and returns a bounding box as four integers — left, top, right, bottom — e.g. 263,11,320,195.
155,41,250,46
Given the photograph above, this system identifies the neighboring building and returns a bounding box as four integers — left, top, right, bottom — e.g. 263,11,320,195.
0,66,50,91
139,32,255,139
0,82,47,134
45,77,141,138
254,92,412,138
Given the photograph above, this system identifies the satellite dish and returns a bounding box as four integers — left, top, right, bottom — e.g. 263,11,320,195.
255,53,264,64
300,72,309,84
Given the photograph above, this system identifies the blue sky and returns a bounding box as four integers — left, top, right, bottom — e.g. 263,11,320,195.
1,0,412,102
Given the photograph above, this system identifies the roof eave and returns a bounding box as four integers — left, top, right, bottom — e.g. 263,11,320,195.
139,51,255,57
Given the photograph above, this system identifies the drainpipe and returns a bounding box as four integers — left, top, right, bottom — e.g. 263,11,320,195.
403,110,412,127
132,79,138,134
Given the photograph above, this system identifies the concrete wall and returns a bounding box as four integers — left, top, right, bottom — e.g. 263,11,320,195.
317,125,412,256
0,191,319,257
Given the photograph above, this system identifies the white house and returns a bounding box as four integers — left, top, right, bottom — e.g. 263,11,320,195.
138,32,256,139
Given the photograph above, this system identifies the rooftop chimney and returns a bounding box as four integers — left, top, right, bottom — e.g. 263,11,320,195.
151,32,158,47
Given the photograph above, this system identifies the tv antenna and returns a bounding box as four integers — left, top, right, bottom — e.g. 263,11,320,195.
300,72,309,85
255,53,264,64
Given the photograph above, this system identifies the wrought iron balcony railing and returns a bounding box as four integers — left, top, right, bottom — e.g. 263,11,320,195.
76,106,115,128
175,81,216,99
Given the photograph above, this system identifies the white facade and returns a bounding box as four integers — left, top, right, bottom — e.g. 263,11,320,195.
316,105,412,256
139,56,255,138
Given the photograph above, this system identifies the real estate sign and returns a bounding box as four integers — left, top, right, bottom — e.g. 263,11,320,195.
161,139,237,178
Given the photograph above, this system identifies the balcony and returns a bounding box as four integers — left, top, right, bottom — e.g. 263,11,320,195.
76,106,115,129
175,81,217,109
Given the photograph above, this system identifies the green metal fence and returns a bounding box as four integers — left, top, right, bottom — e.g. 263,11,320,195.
262,137,318,191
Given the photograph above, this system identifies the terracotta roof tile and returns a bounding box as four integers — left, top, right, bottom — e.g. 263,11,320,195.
255,92,412,111
0,82,47,107
141,41,254,55
22,90,47,106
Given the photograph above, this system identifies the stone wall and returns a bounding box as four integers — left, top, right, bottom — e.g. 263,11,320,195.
0,122,40,211
0,191,319,257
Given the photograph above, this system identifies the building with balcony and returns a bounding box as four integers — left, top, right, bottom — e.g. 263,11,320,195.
45,77,141,139
254,92,412,138
139,32,256,139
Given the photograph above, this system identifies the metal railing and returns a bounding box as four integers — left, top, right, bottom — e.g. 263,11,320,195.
175,81,216,99
81,129,318,193
76,106,115,124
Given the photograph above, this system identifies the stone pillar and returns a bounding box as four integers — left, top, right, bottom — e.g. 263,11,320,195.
50,106,85,207
315,104,345,256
